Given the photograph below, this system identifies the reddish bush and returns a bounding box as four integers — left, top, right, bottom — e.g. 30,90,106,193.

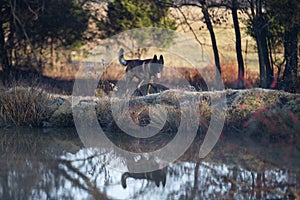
220,60,260,89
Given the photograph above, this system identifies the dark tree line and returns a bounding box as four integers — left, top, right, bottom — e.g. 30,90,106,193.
244,0,299,92
267,0,299,92
0,0,89,79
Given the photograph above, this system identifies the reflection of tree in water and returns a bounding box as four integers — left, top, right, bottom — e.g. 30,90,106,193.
0,128,299,199
0,128,109,200
167,162,297,199
0,129,43,199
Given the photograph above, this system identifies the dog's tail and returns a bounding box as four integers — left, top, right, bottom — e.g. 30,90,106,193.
121,172,130,188
119,48,128,66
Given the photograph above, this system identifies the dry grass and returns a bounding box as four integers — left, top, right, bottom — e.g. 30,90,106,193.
220,60,260,88
97,60,260,94
169,7,259,70
0,86,51,127
41,6,261,82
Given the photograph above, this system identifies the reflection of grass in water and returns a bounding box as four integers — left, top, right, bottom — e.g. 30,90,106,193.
98,101,181,153
97,92,213,153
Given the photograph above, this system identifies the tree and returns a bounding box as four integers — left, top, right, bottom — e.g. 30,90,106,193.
0,0,89,80
97,0,177,57
267,0,299,92
174,0,222,89
200,0,222,89
212,0,247,88
245,0,273,88
230,0,245,88
245,0,299,92
193,0,246,89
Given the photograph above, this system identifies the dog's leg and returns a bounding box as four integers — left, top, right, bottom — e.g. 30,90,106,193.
136,62,148,96
146,75,155,95
146,83,152,95
137,79,145,95
125,82,129,96
125,75,132,96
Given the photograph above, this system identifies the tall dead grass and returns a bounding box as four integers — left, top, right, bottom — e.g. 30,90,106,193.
219,60,260,88
0,86,51,127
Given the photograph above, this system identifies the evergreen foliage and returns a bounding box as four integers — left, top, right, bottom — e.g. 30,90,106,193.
0,0,89,74
98,0,177,48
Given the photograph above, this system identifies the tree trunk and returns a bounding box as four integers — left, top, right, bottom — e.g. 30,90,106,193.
231,0,245,88
0,4,10,75
201,1,222,89
0,21,9,73
253,19,273,88
283,27,298,92
254,29,266,88
264,37,273,88
256,30,273,88
0,4,14,86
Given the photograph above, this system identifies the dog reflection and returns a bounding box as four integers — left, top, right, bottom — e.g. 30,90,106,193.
121,167,167,189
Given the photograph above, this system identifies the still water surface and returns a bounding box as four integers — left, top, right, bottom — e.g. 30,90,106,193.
0,128,299,200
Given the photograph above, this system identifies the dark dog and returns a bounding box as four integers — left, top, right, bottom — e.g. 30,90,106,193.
118,48,164,94
121,167,167,188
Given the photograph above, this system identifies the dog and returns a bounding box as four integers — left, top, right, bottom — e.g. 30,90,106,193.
121,167,167,188
118,48,164,95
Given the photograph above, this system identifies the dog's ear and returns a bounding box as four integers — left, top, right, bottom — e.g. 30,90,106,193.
159,55,164,64
153,54,158,61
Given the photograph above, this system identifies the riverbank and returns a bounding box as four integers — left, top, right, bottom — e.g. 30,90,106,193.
0,87,299,141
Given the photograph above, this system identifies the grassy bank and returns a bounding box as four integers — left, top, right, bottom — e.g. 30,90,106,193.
1,86,298,147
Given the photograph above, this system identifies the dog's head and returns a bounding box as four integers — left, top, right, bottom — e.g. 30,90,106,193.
151,54,164,78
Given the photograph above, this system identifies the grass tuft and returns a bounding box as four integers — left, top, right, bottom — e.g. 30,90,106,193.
0,86,51,127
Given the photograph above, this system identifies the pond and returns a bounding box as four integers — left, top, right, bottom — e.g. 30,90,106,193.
0,127,299,200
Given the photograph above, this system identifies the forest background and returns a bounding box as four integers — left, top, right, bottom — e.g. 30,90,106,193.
0,0,299,93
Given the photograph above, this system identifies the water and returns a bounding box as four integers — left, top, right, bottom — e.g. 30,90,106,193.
0,128,299,200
